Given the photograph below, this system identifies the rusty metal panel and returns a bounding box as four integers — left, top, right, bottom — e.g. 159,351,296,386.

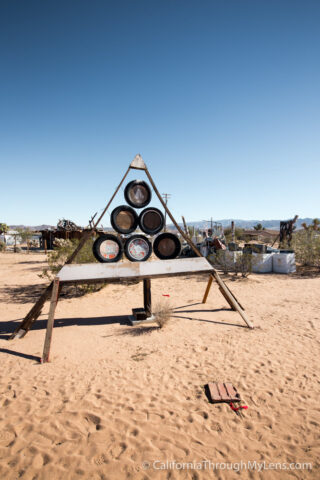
57,257,213,283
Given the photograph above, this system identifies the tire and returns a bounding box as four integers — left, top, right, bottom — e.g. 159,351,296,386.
124,234,152,262
93,234,123,263
139,207,164,235
124,180,152,208
153,233,181,260
111,205,138,234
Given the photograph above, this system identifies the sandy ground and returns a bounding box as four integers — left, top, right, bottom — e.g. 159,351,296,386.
0,252,319,480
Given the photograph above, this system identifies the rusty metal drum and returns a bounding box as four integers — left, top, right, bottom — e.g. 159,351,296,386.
111,205,138,234
153,233,181,260
139,207,164,235
124,180,152,208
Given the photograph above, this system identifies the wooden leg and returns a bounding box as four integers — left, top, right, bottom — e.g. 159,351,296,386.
202,275,213,303
41,278,60,363
143,279,152,317
213,272,253,329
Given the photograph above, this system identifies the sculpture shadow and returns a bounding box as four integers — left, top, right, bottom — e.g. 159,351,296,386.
0,315,131,340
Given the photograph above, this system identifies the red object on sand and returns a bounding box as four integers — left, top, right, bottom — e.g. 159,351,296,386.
229,402,248,411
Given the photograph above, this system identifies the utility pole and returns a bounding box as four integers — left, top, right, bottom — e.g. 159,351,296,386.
203,217,213,234
162,193,171,232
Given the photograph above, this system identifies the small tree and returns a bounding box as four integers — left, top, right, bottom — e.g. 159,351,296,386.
302,218,320,232
253,223,264,231
18,228,34,253
0,223,8,235
0,223,8,251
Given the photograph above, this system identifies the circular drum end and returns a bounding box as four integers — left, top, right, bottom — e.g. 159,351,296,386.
124,180,152,208
111,205,138,234
153,233,181,260
139,207,164,235
92,234,123,263
124,234,152,262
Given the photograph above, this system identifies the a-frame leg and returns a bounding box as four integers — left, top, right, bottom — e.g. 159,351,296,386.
41,278,60,363
202,275,213,303
143,279,152,317
10,166,132,340
144,166,254,329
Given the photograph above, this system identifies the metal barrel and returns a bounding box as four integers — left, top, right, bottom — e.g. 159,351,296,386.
153,233,181,260
124,234,152,262
92,234,123,263
111,205,138,234
124,180,152,208
139,207,164,235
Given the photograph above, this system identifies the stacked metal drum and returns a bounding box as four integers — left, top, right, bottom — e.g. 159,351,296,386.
92,180,181,263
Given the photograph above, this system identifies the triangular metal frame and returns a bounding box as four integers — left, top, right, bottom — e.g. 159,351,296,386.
10,155,253,340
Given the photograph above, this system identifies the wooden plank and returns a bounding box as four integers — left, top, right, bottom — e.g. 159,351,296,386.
225,383,241,401
207,382,221,402
202,275,213,303
41,278,60,363
57,257,214,283
143,279,152,317
130,154,146,170
207,382,241,403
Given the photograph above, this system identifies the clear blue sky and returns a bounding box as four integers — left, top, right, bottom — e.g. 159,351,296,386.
1,0,319,227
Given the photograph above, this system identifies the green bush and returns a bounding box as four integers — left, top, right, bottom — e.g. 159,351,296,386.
208,250,255,278
0,241,6,252
223,227,245,243
40,237,105,295
292,230,320,267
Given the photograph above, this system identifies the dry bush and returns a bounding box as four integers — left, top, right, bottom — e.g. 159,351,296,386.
39,237,105,295
292,230,320,267
153,299,172,328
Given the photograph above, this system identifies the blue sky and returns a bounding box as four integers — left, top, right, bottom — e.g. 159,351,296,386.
1,0,319,227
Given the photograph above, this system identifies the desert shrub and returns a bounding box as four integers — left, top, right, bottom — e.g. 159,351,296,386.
40,236,105,295
234,252,254,278
0,241,6,252
223,227,245,243
153,299,171,328
208,250,256,278
292,230,320,267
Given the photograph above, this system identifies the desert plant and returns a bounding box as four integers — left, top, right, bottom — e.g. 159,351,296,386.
223,227,245,243
17,228,34,253
0,241,6,252
234,252,254,278
40,236,105,295
253,223,264,231
0,223,8,235
302,218,320,232
292,230,320,267
208,250,256,278
153,299,171,328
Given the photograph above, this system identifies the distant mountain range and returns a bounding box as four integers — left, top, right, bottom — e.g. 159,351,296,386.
9,225,55,231
169,218,318,231
9,218,318,232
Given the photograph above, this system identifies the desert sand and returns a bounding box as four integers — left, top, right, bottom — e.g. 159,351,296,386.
0,251,319,480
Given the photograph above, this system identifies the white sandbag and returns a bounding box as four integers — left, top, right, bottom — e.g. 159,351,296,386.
252,253,273,273
273,253,296,273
